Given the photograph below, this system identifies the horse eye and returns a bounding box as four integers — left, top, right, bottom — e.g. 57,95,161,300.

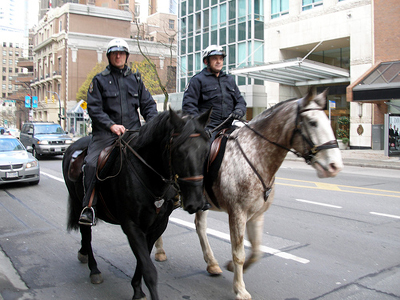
309,121,317,127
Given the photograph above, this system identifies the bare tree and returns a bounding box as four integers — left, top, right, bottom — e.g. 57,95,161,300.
130,10,177,111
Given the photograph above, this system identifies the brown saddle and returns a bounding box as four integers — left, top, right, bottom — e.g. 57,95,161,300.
207,128,229,172
67,143,118,182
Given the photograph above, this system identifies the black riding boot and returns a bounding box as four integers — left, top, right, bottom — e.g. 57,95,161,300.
79,165,97,226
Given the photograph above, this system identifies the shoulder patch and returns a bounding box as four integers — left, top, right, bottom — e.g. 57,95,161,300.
89,81,94,93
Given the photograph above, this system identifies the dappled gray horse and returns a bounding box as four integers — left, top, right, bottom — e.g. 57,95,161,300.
156,89,343,300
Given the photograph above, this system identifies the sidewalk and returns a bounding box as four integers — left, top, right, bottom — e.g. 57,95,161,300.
285,149,400,170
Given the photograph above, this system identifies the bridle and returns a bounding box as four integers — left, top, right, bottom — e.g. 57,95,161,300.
119,130,204,209
231,99,338,201
239,99,338,164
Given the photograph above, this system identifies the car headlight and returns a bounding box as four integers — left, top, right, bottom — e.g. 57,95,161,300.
65,140,73,144
37,140,48,145
26,160,38,168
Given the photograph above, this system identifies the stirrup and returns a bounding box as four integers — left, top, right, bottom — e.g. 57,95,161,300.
79,206,96,226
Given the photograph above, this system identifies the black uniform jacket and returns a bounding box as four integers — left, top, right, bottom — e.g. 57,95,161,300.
182,67,246,130
87,65,158,135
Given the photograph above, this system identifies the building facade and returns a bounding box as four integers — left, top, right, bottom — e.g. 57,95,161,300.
177,0,399,149
31,3,176,132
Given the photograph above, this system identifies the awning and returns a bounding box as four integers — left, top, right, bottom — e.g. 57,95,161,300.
230,57,350,86
348,61,400,101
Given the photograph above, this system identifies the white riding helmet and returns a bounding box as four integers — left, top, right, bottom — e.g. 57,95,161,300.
106,38,130,55
202,45,226,61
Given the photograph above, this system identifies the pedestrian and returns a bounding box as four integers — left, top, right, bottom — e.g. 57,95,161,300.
182,45,247,209
182,45,246,140
79,38,158,226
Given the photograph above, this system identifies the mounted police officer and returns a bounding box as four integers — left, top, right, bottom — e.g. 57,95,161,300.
79,38,158,226
182,45,247,210
182,45,246,140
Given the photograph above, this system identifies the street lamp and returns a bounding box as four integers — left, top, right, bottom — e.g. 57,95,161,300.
47,91,62,125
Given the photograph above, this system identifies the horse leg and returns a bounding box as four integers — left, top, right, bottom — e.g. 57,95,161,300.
228,213,251,300
122,222,159,300
154,237,167,262
243,214,264,272
195,210,222,275
79,225,103,284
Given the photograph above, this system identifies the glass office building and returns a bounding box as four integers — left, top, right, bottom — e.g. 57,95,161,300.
178,0,264,93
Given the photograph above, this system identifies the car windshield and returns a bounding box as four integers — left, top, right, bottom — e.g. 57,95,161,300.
35,124,65,134
0,138,25,152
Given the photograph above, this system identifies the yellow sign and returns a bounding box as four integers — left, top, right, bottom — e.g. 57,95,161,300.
80,101,87,110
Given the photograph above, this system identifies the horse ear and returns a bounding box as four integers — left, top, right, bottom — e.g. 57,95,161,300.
196,107,212,128
314,88,329,109
300,87,315,107
169,108,185,129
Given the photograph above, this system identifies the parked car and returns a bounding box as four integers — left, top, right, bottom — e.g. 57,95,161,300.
0,135,40,185
5,128,21,139
20,122,73,159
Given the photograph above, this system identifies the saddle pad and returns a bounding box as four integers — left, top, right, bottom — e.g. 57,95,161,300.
204,127,237,208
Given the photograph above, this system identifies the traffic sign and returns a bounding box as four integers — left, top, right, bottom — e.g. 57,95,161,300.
80,101,87,110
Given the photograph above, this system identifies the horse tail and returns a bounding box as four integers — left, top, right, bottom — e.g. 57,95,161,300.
67,194,80,231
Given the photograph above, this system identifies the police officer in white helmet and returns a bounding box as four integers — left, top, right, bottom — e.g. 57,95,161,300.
79,38,158,225
182,45,246,137
182,45,246,210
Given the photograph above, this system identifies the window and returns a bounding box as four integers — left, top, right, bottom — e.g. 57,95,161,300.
2,67,5,73
196,12,201,33
271,0,288,19
2,76,5,81
211,6,218,30
220,3,226,27
2,51,6,56
169,19,175,29
302,0,322,11
181,17,187,37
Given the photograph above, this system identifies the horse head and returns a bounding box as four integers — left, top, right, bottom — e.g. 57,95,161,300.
292,88,343,178
168,108,211,213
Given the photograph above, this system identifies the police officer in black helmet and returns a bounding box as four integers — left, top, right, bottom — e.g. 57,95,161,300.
79,38,158,225
182,45,246,140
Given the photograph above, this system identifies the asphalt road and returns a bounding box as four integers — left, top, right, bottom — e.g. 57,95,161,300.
0,157,399,300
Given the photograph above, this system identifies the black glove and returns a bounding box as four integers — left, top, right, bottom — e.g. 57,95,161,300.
230,109,243,120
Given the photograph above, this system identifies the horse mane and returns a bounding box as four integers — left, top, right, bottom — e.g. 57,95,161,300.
134,111,171,150
133,110,208,151
250,97,298,125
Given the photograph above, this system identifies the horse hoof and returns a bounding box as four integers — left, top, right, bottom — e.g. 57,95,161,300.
155,251,167,262
235,292,252,300
78,252,88,264
225,261,234,272
90,273,103,284
207,264,223,275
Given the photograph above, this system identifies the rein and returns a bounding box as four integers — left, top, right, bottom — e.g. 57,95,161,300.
117,130,204,210
237,100,338,164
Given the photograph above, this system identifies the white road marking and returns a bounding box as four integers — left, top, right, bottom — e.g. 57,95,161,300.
42,172,310,264
170,217,310,264
40,171,65,183
295,198,342,209
370,212,400,219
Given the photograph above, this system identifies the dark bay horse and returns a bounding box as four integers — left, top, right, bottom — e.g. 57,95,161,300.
62,109,211,300
155,89,343,299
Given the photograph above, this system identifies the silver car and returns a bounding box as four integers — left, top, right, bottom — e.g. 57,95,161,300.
0,136,40,185
20,122,73,159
